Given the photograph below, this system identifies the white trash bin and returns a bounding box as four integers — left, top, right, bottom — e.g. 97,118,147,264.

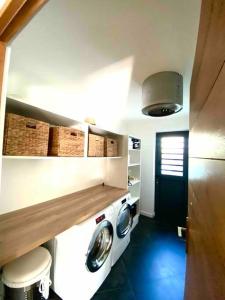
2,247,52,300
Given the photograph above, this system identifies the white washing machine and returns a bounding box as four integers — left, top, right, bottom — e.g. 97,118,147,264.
111,193,133,266
49,205,114,300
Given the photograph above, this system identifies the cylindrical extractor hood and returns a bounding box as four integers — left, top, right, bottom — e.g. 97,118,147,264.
142,71,183,117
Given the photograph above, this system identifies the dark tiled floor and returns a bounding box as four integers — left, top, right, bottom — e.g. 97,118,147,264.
92,216,186,300
49,288,62,299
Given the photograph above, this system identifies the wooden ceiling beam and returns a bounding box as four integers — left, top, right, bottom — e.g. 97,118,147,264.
0,0,27,35
0,0,48,43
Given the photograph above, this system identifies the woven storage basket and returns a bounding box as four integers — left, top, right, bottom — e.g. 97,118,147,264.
88,134,104,157
48,126,84,156
104,137,118,157
3,113,49,156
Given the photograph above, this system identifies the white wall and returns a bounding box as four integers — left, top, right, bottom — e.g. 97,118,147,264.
125,63,192,217
0,73,132,214
7,56,133,134
126,114,189,217
0,56,134,214
0,0,199,214
1,1,138,214
0,158,106,213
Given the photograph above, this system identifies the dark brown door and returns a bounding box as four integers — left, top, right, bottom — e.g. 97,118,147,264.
185,1,225,299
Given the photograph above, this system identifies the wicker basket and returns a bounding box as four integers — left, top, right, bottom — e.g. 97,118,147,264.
48,126,84,156
3,113,49,156
88,134,104,157
104,137,118,157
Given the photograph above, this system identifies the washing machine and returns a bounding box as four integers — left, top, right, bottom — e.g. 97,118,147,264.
49,205,114,300
111,193,133,266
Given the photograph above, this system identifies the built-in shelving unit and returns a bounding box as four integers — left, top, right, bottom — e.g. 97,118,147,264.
0,96,129,216
88,125,124,157
4,97,124,159
127,135,141,230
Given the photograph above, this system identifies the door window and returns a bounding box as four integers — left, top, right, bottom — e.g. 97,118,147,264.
116,204,132,238
158,134,188,178
86,220,113,272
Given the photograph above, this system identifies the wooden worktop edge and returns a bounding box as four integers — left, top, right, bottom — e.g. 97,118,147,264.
0,184,128,266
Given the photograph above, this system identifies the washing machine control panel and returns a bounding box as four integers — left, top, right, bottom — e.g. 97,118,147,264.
95,214,105,224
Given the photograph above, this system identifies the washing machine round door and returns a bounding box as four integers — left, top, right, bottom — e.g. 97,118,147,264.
116,204,133,239
86,220,113,273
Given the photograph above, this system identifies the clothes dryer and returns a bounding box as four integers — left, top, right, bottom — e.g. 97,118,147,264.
111,193,132,266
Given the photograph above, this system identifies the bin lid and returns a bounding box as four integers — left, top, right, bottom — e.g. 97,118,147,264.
2,247,52,288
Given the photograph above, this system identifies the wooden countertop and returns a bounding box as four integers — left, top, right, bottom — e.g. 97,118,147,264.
0,184,128,267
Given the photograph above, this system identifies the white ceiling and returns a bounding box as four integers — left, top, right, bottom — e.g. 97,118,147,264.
8,0,201,121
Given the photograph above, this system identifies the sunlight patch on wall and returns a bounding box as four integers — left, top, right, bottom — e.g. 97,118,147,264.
82,56,134,130
189,132,222,159
8,56,134,131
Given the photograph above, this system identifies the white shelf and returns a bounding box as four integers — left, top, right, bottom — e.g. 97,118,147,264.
129,196,140,205
128,179,140,186
128,149,140,151
2,156,90,160
89,125,123,139
128,163,140,167
4,97,126,159
89,156,123,159
3,156,61,160
2,155,123,160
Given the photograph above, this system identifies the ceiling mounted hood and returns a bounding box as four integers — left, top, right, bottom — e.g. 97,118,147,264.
142,71,183,117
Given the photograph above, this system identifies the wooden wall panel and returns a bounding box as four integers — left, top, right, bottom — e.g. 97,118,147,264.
185,159,225,299
190,62,225,159
0,0,27,34
0,0,48,43
190,0,225,128
185,186,209,299
185,0,225,299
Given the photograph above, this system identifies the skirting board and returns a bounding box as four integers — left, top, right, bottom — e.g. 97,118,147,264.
140,210,155,218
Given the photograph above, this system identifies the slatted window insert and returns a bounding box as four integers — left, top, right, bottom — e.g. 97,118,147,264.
160,136,184,176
